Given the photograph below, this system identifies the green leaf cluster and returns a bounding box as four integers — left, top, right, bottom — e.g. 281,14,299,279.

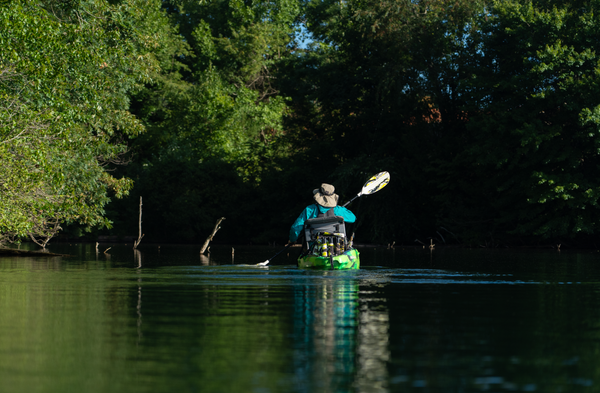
438,0,600,241
0,0,166,244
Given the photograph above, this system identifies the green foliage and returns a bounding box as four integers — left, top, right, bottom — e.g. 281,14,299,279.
100,0,303,243
276,0,486,243
277,0,600,245
7,0,600,247
437,0,600,242
176,0,297,169
130,0,299,168
0,0,169,245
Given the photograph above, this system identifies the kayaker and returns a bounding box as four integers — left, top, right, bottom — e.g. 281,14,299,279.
288,183,356,243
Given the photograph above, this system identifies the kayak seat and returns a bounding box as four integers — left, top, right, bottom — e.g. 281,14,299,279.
303,216,347,251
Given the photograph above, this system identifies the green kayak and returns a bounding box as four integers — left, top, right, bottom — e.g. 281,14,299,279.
298,248,360,270
292,171,390,270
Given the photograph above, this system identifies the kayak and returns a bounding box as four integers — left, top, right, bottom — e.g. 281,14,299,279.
298,215,360,270
290,171,390,270
298,248,360,270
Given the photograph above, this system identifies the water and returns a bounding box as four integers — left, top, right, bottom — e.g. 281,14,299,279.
2,244,600,392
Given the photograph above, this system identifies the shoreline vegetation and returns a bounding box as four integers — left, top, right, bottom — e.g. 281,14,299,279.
0,248,70,257
0,241,584,256
2,1,600,249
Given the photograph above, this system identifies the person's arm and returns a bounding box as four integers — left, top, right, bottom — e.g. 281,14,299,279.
289,205,317,242
334,206,356,223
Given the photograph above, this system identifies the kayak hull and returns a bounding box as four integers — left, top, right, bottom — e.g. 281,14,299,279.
297,248,360,270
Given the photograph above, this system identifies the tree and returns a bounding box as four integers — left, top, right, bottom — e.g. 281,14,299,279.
150,0,299,169
278,0,485,243
0,0,170,246
436,0,600,243
103,0,304,243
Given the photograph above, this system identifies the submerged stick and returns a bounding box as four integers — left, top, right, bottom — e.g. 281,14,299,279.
133,196,144,250
200,217,225,254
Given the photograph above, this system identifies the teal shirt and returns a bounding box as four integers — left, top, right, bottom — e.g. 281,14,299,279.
289,204,356,242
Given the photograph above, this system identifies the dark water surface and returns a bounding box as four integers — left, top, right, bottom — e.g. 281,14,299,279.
2,244,600,393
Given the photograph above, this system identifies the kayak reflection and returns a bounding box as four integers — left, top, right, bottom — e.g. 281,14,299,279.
293,274,390,392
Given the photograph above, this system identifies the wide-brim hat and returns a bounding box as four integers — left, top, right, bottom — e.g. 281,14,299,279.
313,183,339,208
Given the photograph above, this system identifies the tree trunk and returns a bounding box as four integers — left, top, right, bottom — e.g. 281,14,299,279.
200,217,225,254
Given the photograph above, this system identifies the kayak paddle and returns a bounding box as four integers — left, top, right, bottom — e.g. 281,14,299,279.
342,171,390,207
257,171,391,266
257,242,293,266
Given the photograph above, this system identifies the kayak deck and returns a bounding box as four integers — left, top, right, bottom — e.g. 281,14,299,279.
297,248,360,270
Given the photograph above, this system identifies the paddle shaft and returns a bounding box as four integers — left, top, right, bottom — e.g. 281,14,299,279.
342,193,360,207
265,242,293,263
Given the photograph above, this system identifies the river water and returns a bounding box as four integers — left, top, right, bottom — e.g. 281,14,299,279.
1,244,600,393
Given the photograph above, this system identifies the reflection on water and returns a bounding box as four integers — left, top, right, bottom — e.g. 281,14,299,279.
293,275,391,392
357,305,390,392
2,246,600,393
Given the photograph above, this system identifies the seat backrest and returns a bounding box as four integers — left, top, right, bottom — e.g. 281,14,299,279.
303,216,346,246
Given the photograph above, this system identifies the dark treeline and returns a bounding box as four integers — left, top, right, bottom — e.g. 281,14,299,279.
1,0,600,247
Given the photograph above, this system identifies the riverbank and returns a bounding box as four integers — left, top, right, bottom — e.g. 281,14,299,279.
0,247,69,257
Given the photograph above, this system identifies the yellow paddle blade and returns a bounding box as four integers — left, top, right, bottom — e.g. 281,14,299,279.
361,171,390,195
341,171,391,207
